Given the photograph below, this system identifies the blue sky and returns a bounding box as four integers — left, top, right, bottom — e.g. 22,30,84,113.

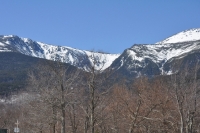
0,1,200,53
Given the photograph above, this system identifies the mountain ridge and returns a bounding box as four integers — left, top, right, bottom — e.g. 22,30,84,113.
0,28,200,77
156,28,200,44
109,40,200,78
0,35,120,71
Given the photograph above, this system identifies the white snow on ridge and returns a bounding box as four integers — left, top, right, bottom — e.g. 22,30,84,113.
156,28,200,44
37,42,120,70
84,51,120,70
118,40,200,75
127,49,143,62
21,38,32,43
0,42,5,46
37,41,87,63
3,35,15,38
0,35,120,71
0,49,11,52
0,42,11,52
1,27,200,72
129,42,200,64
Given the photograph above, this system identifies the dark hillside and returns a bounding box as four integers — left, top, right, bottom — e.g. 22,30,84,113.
0,52,76,96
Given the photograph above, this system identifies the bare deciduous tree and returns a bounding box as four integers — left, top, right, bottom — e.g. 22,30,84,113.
28,60,80,133
80,53,113,133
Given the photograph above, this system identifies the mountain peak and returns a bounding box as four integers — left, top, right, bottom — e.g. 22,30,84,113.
156,28,200,44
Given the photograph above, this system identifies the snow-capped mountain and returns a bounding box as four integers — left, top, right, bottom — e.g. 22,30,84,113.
156,28,200,44
0,35,120,71
0,28,200,77
1,28,200,97
110,28,200,77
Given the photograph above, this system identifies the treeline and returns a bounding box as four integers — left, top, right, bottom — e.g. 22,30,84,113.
0,58,200,133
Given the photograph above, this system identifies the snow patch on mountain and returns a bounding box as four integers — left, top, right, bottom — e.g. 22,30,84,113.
35,42,120,71
135,42,199,62
117,40,200,75
126,49,143,62
0,42,5,46
3,35,15,38
156,28,200,44
85,51,120,70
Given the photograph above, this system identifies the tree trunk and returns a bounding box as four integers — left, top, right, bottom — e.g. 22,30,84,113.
61,84,66,133
84,107,89,133
61,105,66,133
90,84,95,133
